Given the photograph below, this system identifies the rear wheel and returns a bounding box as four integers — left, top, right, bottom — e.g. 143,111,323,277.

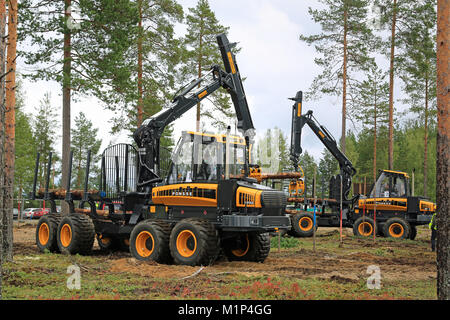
36,214,62,253
130,220,171,263
222,232,271,262
383,217,410,239
289,212,317,237
353,217,377,237
169,218,219,266
56,214,95,255
409,225,417,240
96,234,118,252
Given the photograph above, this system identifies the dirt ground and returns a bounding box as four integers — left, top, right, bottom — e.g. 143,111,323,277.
12,220,436,287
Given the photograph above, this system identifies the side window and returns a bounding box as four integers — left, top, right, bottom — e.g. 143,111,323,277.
380,176,390,197
195,143,218,181
392,177,406,197
167,138,193,184
371,172,389,198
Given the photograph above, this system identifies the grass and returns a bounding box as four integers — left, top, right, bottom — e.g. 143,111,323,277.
2,225,437,300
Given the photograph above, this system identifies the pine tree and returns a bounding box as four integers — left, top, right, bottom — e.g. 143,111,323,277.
2,0,17,262
375,0,431,170
318,149,339,196
32,93,59,189
298,151,318,198
71,112,102,190
104,0,182,152
350,62,389,181
18,0,138,213
300,0,377,153
182,0,234,131
397,0,437,197
436,0,449,300
14,80,37,202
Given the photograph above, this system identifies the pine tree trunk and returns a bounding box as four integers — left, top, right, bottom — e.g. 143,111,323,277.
373,86,377,182
341,8,348,153
196,22,204,132
3,0,17,261
388,0,397,170
0,0,6,300
137,0,143,127
436,0,449,301
61,0,72,215
424,74,429,197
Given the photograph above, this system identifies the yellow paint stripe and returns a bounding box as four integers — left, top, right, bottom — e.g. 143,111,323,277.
297,102,302,117
198,90,207,99
227,52,236,74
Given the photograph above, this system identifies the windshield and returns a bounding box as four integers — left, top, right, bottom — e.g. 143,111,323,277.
370,172,407,198
166,133,247,184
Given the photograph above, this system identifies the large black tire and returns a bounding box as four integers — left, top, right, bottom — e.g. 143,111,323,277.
383,217,411,239
409,225,417,240
36,213,62,253
96,234,119,252
288,212,317,237
353,216,377,237
129,220,172,263
222,232,271,263
56,214,95,255
169,218,219,266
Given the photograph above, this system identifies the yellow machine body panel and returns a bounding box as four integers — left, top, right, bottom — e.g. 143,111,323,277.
358,198,407,212
419,200,436,213
236,186,263,208
152,183,218,207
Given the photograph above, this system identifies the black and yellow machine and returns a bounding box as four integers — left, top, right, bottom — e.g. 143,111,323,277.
283,91,435,240
31,34,291,266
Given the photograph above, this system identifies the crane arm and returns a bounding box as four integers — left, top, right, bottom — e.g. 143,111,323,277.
289,91,356,201
133,34,255,188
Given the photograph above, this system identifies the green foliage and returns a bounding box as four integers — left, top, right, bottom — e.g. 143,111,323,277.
270,236,300,249
107,0,183,139
349,121,436,201
298,151,318,197
32,93,60,189
14,81,37,198
318,148,339,195
71,112,102,190
255,127,291,176
18,0,138,97
300,0,378,101
181,0,234,130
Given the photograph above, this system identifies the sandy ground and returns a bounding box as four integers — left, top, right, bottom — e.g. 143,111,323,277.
12,220,436,284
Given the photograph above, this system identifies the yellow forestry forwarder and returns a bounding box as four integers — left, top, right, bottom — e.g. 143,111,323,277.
31,34,291,266
273,91,436,240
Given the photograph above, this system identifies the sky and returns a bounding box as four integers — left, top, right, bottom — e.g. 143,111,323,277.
17,0,400,164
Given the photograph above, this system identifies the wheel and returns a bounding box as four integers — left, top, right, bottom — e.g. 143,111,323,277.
118,237,131,252
36,214,62,253
353,217,377,237
169,218,219,266
56,214,95,255
383,217,411,239
222,232,271,263
96,234,118,252
289,212,317,237
129,220,172,263
377,223,385,237
409,225,417,240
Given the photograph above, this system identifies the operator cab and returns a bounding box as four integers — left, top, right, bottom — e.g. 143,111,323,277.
369,170,409,198
166,131,249,185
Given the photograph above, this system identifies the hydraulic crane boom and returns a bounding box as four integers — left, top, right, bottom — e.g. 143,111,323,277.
133,34,255,189
289,91,356,202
